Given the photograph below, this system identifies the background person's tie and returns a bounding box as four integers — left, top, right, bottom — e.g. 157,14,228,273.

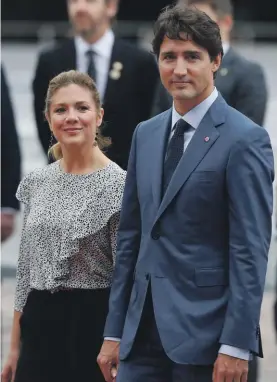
86,49,96,82
163,119,191,194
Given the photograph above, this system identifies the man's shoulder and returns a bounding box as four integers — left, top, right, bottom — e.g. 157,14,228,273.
229,48,264,75
138,109,171,132
114,39,156,65
224,104,267,140
38,38,74,61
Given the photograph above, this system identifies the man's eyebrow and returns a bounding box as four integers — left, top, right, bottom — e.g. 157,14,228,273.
160,49,202,56
160,51,175,56
184,50,202,55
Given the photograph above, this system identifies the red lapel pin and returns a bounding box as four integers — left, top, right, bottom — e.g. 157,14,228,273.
204,136,210,142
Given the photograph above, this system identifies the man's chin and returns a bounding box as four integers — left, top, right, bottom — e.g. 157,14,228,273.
78,27,96,39
172,91,194,100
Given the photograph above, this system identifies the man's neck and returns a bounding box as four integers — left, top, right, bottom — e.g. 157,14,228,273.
174,86,215,116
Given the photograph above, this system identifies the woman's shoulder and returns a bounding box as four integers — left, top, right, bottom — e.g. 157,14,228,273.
105,161,126,190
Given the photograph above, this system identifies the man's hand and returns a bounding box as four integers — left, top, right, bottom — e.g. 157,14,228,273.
1,213,15,242
97,340,120,382
213,354,249,382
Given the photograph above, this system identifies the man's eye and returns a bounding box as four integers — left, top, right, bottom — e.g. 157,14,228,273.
164,55,175,60
188,55,199,61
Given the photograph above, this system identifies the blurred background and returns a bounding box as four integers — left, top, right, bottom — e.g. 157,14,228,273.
1,0,277,380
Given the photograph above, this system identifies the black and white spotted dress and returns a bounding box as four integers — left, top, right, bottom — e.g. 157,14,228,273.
13,160,126,382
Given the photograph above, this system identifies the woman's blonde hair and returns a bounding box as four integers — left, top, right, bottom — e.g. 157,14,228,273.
45,70,111,160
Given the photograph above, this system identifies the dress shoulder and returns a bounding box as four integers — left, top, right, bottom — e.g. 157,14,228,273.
16,163,57,205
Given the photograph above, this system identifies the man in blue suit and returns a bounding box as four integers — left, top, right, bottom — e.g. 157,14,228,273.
98,5,274,382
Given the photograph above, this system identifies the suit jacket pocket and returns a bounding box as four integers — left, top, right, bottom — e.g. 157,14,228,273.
188,170,218,183
195,268,228,287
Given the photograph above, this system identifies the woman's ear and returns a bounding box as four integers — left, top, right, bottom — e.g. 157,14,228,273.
97,108,104,127
45,112,51,127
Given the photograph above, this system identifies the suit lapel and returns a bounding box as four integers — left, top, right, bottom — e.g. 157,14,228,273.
155,95,227,222
216,48,235,82
151,110,172,209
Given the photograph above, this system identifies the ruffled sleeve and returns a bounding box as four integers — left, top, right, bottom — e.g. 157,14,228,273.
16,171,36,205
14,170,39,311
14,204,31,312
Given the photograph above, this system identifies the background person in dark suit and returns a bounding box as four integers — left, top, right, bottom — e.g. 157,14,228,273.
33,0,160,170
1,65,21,242
153,0,268,126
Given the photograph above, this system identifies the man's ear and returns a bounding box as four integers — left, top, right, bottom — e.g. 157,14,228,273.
106,0,119,20
212,54,222,73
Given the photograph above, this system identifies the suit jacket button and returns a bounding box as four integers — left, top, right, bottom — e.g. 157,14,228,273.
151,231,160,240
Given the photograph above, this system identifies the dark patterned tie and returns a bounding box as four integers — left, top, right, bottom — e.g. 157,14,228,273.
163,119,191,194
86,49,96,81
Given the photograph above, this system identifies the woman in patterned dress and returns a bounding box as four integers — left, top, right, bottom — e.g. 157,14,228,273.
1,70,126,382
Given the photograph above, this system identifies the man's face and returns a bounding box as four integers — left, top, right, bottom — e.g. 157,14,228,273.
189,3,233,41
190,3,219,22
158,37,221,105
67,0,117,38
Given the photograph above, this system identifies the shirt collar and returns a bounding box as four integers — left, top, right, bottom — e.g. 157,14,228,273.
222,42,230,55
171,87,218,130
74,29,114,59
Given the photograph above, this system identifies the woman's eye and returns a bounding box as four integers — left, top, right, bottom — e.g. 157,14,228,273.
55,108,65,113
78,105,89,111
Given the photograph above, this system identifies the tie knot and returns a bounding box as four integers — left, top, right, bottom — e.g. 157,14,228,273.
86,49,95,58
174,119,190,136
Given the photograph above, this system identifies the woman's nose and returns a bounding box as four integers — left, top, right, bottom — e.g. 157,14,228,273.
65,109,78,122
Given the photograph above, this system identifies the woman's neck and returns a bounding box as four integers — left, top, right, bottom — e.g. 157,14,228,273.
60,146,110,175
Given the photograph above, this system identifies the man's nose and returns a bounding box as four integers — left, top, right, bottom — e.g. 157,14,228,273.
173,58,188,76
74,0,88,12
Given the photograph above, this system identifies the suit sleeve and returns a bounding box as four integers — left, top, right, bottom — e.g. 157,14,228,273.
104,125,142,338
220,126,274,354
32,53,52,155
233,63,268,125
1,66,21,210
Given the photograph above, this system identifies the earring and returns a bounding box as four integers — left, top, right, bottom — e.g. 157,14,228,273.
93,132,98,147
48,132,54,151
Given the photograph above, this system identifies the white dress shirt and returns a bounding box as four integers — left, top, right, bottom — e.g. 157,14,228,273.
170,87,218,150
107,88,250,361
74,29,114,101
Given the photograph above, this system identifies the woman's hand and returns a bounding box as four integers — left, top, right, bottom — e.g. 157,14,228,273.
1,349,20,382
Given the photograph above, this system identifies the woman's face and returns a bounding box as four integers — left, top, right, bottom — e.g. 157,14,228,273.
47,84,103,150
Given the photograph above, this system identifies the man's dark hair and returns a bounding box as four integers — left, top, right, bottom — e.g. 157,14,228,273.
152,4,223,61
184,0,233,17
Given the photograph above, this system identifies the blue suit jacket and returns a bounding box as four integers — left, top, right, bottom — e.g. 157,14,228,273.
104,94,274,365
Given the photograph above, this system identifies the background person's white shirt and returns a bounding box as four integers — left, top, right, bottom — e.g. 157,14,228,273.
74,29,114,102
